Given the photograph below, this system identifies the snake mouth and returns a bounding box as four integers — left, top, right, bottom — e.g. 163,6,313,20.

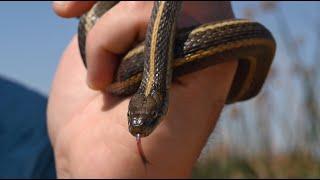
128,116,160,137
128,123,153,137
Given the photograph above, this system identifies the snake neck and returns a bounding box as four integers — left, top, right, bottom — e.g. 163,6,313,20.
139,1,182,97
127,1,182,137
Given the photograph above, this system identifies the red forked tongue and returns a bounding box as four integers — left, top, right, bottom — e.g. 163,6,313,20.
136,134,150,166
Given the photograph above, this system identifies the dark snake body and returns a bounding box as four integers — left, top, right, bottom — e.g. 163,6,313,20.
78,2,276,138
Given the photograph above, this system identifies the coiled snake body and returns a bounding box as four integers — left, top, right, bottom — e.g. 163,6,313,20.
78,1,276,164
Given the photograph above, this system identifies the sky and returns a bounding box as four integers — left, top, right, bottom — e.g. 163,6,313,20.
0,1,318,96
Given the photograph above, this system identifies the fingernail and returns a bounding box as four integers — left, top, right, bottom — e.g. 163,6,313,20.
53,1,68,6
86,76,95,90
86,76,100,91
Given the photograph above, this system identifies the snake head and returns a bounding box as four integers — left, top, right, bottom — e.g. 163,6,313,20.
128,93,167,137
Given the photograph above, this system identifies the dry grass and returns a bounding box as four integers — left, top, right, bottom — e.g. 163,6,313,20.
192,147,320,178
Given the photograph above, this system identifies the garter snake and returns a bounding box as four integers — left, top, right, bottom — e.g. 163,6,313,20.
78,1,276,163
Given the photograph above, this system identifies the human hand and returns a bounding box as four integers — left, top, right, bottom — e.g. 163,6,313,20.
48,1,237,178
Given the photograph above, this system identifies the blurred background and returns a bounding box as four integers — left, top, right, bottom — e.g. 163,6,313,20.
0,1,319,178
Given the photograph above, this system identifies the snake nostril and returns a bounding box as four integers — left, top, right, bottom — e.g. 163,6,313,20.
151,111,157,117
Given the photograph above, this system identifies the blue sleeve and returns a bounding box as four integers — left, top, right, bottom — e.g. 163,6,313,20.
0,77,56,179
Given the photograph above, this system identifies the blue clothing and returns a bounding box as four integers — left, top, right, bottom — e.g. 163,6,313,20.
0,77,56,178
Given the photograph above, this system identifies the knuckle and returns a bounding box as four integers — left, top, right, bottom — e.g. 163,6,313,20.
119,1,152,18
122,1,149,10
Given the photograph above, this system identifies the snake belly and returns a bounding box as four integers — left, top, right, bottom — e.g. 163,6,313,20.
78,2,277,137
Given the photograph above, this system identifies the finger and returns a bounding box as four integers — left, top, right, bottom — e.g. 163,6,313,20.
180,1,234,25
52,1,96,18
85,2,153,90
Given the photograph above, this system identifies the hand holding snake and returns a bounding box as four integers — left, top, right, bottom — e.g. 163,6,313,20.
48,1,275,178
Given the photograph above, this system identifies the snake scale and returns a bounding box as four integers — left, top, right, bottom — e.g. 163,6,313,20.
78,1,276,164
